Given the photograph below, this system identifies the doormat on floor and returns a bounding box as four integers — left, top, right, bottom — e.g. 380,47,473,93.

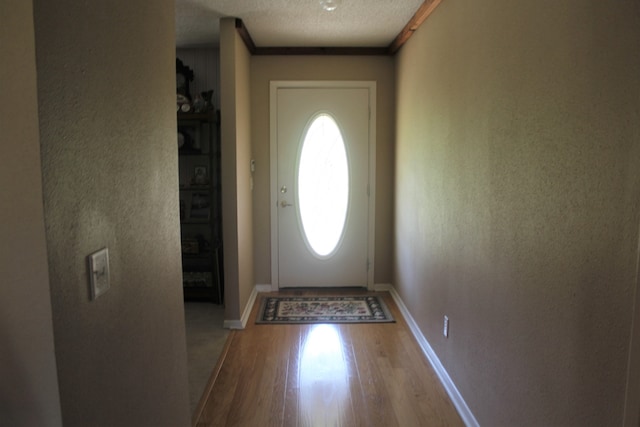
256,295,395,324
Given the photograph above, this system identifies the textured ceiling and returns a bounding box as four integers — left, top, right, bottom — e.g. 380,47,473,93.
175,0,425,48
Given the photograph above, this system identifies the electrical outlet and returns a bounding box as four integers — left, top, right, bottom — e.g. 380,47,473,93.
444,315,449,338
88,248,110,300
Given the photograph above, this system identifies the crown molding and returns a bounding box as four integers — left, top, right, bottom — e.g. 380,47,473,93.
387,0,442,54
234,0,443,56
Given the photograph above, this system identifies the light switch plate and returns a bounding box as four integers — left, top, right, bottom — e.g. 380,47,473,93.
88,247,110,300
444,315,449,338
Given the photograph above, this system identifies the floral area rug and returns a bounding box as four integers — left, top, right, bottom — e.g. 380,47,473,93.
256,295,394,324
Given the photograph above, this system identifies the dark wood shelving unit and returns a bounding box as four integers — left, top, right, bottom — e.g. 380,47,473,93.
178,111,223,304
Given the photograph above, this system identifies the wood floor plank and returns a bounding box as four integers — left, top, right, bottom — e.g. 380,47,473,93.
350,324,401,426
297,324,358,427
197,333,240,425
263,326,290,426
281,325,301,426
196,290,463,427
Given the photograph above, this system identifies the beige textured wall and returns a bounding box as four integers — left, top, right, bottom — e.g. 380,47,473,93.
250,56,395,285
394,1,640,425
0,0,62,424
32,0,191,425
220,19,254,321
235,34,255,315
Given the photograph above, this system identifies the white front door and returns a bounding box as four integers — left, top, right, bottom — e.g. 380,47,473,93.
270,81,375,288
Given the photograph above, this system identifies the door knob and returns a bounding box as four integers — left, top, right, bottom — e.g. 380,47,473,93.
280,200,293,208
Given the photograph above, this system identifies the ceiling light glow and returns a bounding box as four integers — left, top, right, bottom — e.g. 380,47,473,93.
320,0,341,12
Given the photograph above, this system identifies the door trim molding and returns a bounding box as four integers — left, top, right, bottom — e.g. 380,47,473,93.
269,81,376,291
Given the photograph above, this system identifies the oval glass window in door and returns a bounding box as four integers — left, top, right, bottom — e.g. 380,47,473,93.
298,113,349,257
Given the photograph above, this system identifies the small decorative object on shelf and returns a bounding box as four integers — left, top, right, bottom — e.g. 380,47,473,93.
182,238,199,254
193,94,206,113
195,234,211,253
201,90,214,111
176,58,193,101
189,192,210,220
177,127,199,153
176,58,194,113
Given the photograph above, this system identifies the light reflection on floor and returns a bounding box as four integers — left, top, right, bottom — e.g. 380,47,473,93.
299,324,350,425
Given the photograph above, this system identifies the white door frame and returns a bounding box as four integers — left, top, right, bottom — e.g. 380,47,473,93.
269,80,376,291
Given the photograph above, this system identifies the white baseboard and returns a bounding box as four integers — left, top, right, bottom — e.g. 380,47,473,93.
387,286,479,427
223,285,259,330
373,283,393,292
222,319,243,329
255,283,272,293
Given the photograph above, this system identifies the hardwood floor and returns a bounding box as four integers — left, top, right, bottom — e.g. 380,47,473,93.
194,289,463,427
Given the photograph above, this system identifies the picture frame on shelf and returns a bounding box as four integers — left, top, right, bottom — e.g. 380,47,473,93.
192,165,208,186
181,238,199,254
189,192,210,220
183,271,212,288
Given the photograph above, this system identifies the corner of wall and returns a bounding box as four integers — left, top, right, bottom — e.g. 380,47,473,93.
0,0,62,424
223,285,260,329
220,16,255,323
